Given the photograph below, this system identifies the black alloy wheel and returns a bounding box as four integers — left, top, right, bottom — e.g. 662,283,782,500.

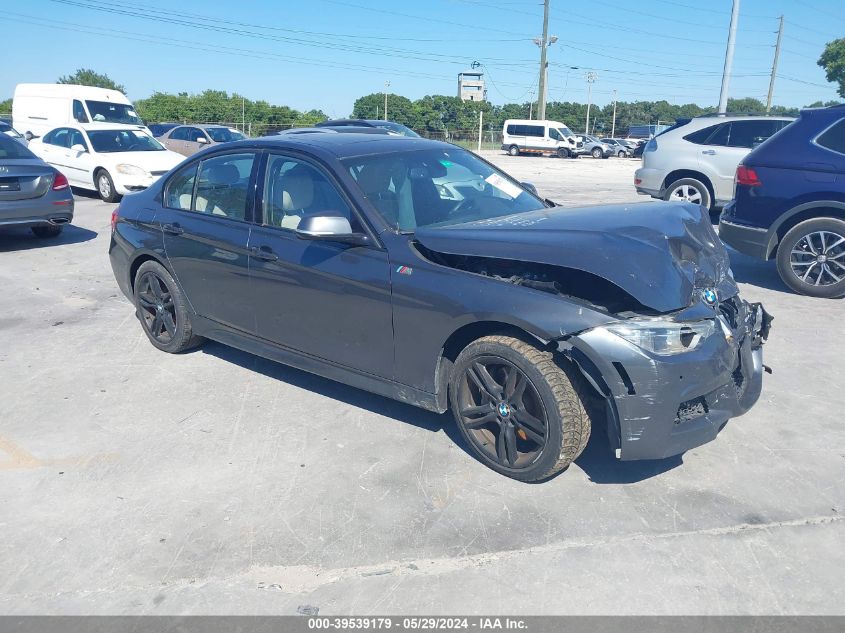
450,335,592,481
136,270,177,345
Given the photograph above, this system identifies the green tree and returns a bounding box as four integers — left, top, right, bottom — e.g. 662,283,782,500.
57,68,126,94
0,97,11,115
819,39,845,98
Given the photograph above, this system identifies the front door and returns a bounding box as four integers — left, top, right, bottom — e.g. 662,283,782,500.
158,151,258,333
247,152,394,379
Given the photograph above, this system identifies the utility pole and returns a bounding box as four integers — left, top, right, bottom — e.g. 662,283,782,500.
241,97,245,133
384,81,390,121
584,71,597,134
534,0,557,121
718,0,740,114
611,89,618,138
766,15,784,113
477,110,483,152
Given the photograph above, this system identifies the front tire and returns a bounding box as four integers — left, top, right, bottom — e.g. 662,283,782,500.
557,147,570,159
776,218,845,298
617,150,626,158
663,177,712,211
449,335,592,482
591,147,603,159
96,169,120,203
32,225,63,238
133,260,203,353
508,145,520,156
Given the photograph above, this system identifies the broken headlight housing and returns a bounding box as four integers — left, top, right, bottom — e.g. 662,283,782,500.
601,319,716,356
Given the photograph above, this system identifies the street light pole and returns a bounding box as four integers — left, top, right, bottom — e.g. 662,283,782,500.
611,89,617,138
766,16,784,113
384,80,390,121
584,71,597,135
718,0,740,114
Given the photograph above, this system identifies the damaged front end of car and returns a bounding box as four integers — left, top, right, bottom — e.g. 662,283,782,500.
415,201,772,461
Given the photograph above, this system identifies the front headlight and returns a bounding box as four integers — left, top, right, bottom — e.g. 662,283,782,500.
602,319,716,355
116,164,148,176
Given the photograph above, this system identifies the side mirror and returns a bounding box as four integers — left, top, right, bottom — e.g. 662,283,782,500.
197,137,209,144
71,144,87,153
295,214,369,246
521,181,539,196
24,131,35,141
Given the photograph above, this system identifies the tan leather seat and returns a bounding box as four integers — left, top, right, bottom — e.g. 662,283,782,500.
276,173,315,230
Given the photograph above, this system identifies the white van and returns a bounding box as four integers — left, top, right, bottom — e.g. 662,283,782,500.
12,84,148,140
501,119,584,158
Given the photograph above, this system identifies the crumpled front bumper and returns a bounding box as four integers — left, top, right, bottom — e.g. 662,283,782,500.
566,298,771,461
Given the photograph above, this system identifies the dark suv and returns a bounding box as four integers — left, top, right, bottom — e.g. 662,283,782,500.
720,105,845,298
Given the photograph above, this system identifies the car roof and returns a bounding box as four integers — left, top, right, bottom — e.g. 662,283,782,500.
231,133,452,158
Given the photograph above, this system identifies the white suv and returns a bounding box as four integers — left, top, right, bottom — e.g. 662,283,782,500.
634,115,793,211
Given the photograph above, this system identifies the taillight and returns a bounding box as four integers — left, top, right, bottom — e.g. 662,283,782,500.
736,165,761,187
52,172,69,190
111,208,119,233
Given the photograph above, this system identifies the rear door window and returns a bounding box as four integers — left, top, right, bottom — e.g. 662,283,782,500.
165,162,198,210
193,153,256,221
525,125,544,137
684,124,722,145
816,119,845,155
726,120,782,149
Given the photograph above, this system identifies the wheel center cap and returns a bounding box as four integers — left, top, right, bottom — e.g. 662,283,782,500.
156,303,164,312
817,254,828,263
497,402,511,418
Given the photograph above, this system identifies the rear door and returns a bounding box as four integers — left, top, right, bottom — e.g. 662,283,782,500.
161,127,187,155
246,151,394,378
158,151,259,333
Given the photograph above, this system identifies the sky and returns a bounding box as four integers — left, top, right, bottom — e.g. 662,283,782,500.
2,0,842,117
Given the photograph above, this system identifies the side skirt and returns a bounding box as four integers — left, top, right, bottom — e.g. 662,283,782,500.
192,315,442,413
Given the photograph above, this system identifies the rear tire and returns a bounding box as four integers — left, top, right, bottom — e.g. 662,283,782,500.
508,145,520,156
96,169,120,203
32,225,63,238
775,217,845,298
663,177,712,211
449,335,592,482
133,260,204,353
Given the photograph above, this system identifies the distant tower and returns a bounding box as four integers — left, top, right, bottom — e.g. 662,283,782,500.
457,70,486,102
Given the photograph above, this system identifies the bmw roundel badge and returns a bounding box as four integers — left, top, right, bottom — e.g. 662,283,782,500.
702,288,719,307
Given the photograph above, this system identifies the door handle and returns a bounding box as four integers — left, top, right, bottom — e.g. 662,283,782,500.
701,149,716,155
250,246,278,262
162,222,184,235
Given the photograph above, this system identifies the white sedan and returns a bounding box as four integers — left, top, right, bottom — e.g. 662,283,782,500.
28,123,184,201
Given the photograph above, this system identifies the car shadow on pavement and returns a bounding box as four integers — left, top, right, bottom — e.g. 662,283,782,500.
726,248,791,294
574,427,683,484
0,224,98,252
202,341,685,485
200,341,463,445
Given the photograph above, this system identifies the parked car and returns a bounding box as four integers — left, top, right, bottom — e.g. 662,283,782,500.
158,124,248,157
148,122,180,138
635,114,793,211
632,142,646,159
579,135,611,159
315,119,420,138
601,138,632,157
275,126,391,136
109,134,771,481
0,121,27,146
13,83,149,140
0,134,74,237
28,124,184,202
502,119,584,158
720,105,845,298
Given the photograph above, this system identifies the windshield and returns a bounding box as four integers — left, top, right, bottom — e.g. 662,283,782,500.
85,100,144,125
372,121,420,138
206,127,246,143
558,127,573,137
0,134,37,159
343,147,545,231
87,130,165,153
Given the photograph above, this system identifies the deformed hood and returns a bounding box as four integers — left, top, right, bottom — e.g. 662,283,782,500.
414,202,737,313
